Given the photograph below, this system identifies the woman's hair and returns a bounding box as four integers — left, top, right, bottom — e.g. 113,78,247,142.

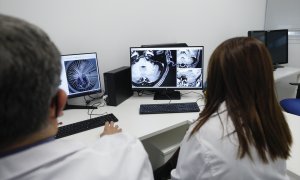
191,37,292,162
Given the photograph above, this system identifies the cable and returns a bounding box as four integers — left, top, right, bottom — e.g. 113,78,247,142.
86,97,107,119
84,92,105,105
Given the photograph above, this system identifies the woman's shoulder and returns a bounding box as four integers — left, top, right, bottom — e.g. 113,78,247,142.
190,102,236,143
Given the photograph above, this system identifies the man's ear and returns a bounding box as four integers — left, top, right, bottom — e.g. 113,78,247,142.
50,89,67,118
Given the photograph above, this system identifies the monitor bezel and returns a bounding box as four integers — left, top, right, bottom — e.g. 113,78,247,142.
60,52,102,98
141,43,188,48
129,46,204,91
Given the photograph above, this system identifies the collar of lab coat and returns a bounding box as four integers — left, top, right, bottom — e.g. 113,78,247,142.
212,101,227,116
0,139,85,180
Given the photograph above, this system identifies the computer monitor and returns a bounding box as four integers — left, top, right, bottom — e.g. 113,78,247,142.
248,30,267,44
59,52,101,109
248,29,288,69
130,46,204,100
266,29,288,68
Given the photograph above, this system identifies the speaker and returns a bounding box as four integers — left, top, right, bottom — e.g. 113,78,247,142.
104,66,133,106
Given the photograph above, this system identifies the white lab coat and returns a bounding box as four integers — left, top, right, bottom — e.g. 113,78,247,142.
171,103,289,180
0,132,154,180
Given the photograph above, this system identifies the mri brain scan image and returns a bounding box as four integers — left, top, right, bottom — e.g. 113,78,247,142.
177,49,201,68
131,50,175,87
65,59,100,93
177,68,202,87
130,47,203,89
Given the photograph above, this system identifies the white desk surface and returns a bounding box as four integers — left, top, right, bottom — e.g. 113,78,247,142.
58,91,204,143
274,66,300,82
58,91,300,176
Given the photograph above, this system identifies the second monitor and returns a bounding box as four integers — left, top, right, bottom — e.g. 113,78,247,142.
60,52,101,109
248,29,288,69
130,46,204,100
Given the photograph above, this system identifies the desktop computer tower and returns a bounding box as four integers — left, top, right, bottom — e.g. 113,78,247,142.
104,66,133,106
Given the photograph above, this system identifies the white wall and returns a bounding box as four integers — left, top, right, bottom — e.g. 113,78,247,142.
289,34,300,68
265,0,300,30
0,0,266,85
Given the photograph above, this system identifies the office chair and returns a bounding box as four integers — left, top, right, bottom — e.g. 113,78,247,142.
280,83,300,116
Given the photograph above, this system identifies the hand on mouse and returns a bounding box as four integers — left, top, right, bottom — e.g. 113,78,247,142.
100,121,122,137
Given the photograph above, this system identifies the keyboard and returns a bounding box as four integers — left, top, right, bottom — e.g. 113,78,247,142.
140,102,200,114
55,113,118,139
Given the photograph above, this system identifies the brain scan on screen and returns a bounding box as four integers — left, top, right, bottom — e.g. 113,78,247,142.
65,59,99,93
130,47,203,89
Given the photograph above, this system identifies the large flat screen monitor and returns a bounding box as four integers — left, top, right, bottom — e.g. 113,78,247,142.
266,29,288,68
248,30,267,44
248,29,288,69
130,46,204,100
59,52,101,109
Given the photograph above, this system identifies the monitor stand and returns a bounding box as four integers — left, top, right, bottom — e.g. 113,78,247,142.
153,89,181,100
273,64,284,71
63,103,97,110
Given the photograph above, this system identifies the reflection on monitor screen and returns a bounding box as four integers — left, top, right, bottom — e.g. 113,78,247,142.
130,46,204,91
60,52,101,98
248,29,288,68
267,29,288,66
248,31,266,44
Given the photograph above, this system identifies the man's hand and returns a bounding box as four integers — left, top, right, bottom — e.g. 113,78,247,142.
100,121,122,137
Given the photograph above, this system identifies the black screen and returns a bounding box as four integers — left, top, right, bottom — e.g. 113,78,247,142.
267,29,288,65
248,31,267,44
248,29,288,66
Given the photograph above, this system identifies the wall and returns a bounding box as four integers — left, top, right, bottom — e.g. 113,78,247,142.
289,33,300,68
265,0,300,30
0,0,266,88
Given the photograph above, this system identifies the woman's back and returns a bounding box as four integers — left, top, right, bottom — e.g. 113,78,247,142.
171,37,292,180
171,102,289,180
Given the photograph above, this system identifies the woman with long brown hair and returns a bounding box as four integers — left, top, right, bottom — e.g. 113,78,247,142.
170,37,292,179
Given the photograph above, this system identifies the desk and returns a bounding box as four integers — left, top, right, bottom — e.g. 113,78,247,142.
273,66,300,82
58,91,203,144
58,91,300,177
274,66,300,101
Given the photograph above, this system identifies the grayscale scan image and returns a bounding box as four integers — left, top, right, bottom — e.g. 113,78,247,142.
130,47,203,89
65,59,100,93
130,50,177,87
176,49,202,68
177,68,202,88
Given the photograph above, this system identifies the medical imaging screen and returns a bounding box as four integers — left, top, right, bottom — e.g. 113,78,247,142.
130,47,203,89
59,53,101,97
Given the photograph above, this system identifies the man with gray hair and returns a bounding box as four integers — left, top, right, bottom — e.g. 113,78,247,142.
0,14,153,180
